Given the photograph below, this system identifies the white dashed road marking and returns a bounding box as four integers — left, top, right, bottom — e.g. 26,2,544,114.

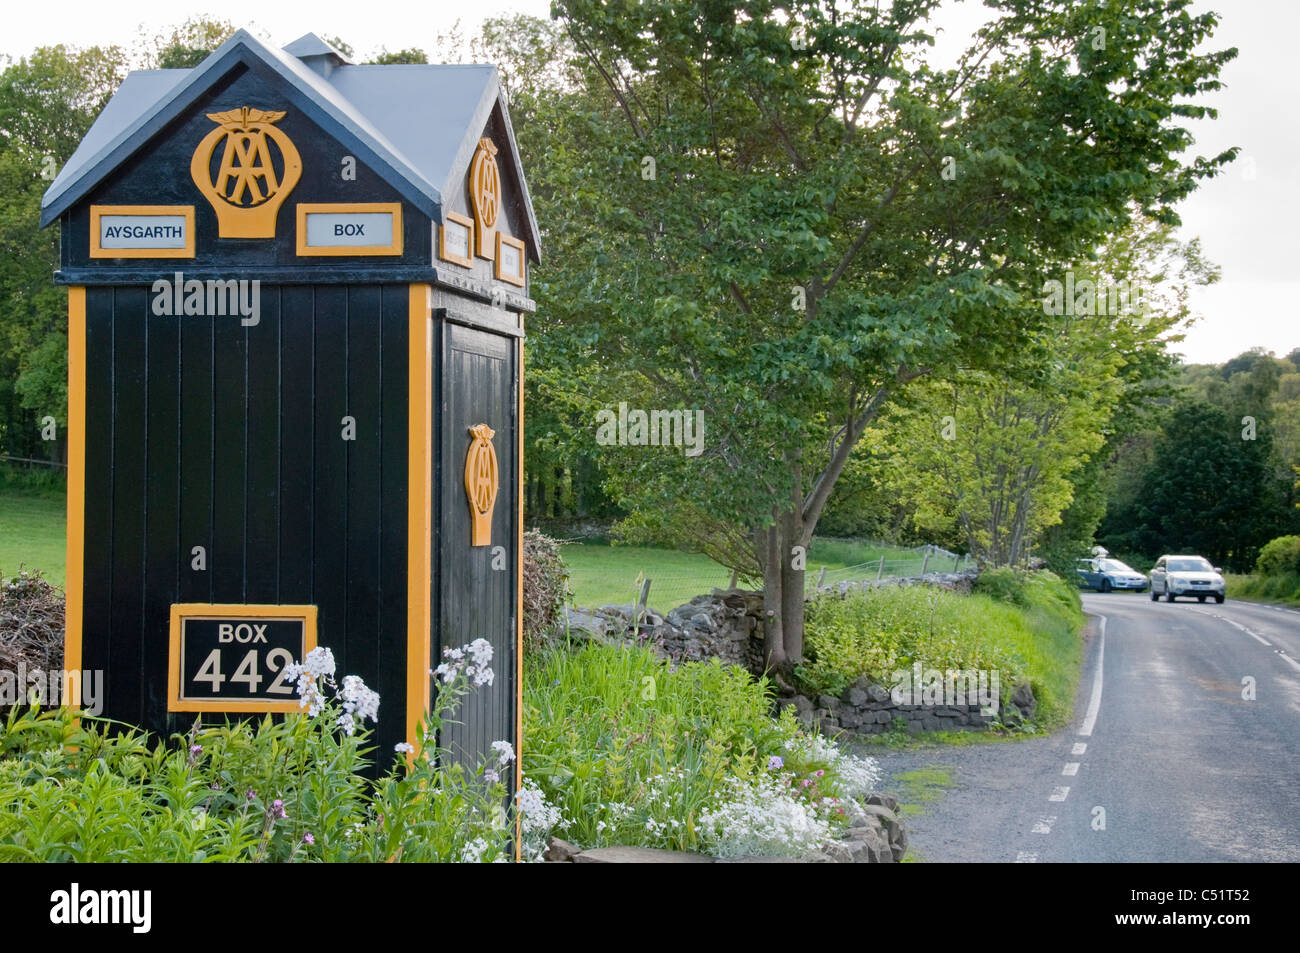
1015,851,1038,863
1071,742,1087,755
1049,786,1070,802
1062,763,1079,776
1032,817,1056,834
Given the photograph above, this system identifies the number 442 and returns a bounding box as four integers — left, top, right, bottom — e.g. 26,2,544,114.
194,648,296,695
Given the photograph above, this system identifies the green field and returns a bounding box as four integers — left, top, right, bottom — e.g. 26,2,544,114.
0,484,65,587
560,537,943,609
0,478,944,610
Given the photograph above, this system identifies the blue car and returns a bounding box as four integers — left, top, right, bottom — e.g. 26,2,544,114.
1075,557,1148,593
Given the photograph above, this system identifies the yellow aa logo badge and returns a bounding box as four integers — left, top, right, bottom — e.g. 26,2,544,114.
469,137,501,259
190,107,302,238
464,423,500,547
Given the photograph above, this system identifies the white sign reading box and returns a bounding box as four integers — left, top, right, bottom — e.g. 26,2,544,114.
296,203,403,256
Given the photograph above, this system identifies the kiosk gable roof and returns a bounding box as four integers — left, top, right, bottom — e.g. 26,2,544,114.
39,30,540,258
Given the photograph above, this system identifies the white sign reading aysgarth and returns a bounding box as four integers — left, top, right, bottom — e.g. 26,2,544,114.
98,214,188,249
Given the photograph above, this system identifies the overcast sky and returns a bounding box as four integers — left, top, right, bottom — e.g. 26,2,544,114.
3,0,1292,365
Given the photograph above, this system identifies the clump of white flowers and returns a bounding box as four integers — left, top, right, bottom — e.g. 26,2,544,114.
283,646,336,716
491,740,515,766
282,645,379,734
433,638,495,687
698,773,834,859
782,734,881,799
336,674,380,736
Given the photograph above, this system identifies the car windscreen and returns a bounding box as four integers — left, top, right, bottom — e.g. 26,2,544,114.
1167,558,1212,572
1098,560,1132,572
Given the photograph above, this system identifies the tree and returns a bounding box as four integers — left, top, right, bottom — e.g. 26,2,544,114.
534,0,1236,676
0,44,129,463
1128,400,1287,571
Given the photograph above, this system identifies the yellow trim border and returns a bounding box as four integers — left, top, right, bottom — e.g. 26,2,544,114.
515,318,525,861
407,284,433,755
295,202,404,256
167,604,318,713
89,205,195,259
439,211,475,268
495,233,526,287
65,288,85,707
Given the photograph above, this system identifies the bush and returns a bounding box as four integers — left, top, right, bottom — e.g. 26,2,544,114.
523,642,881,857
1255,535,1300,577
0,569,65,715
799,573,1085,728
0,640,551,862
523,530,571,648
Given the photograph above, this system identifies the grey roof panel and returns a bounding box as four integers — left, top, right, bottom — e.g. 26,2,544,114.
283,32,354,64
42,70,190,211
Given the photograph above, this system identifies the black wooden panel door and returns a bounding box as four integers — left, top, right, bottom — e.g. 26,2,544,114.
79,283,409,761
437,322,517,777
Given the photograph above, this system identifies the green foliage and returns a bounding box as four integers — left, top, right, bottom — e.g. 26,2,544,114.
798,586,1026,698
1227,571,1300,607
523,643,863,851
0,653,518,862
1254,535,1300,577
800,574,1084,727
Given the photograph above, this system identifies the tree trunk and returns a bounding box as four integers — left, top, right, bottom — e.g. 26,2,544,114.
779,500,806,666
760,518,786,674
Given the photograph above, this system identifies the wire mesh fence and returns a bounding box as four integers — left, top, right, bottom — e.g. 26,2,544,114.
565,542,973,613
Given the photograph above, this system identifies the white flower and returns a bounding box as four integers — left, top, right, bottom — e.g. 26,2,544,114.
514,781,563,835
459,837,490,863
698,774,833,859
468,638,493,667
394,742,415,755
491,740,515,766
484,768,500,784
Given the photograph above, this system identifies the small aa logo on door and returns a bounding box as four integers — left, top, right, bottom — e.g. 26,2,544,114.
191,107,303,238
464,423,500,547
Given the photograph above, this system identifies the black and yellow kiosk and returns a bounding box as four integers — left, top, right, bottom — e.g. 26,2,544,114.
40,31,536,782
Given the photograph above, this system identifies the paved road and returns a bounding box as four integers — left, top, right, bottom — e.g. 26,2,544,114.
869,594,1300,862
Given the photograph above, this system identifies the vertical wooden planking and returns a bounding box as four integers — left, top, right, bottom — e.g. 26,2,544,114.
278,286,315,605
313,285,349,672
142,290,181,726
109,287,148,725
439,324,513,769
345,285,382,714
178,285,214,608
212,292,248,603
244,286,281,603
81,288,114,693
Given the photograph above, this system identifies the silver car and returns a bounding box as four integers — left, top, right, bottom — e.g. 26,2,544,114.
1148,555,1226,603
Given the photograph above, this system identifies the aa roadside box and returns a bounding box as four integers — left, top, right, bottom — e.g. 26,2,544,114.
40,31,537,777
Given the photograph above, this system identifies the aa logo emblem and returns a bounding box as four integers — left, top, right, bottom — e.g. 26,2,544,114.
191,107,302,238
464,423,500,547
469,137,501,259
